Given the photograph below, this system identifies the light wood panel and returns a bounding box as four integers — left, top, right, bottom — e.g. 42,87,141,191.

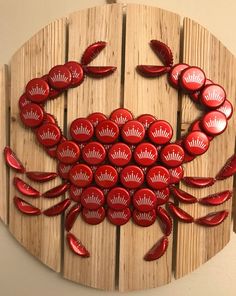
63,4,123,290
0,65,9,224
175,18,236,278
9,19,67,272
119,4,180,291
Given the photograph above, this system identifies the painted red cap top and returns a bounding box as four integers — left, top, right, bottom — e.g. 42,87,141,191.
81,186,105,210
137,114,157,130
48,65,72,89
216,99,233,119
154,188,170,205
87,112,107,127
108,143,132,166
20,103,44,128
107,208,131,226
43,113,56,125
82,207,105,225
36,123,61,147
82,141,106,165
168,63,189,88
69,185,83,202
94,165,118,188
56,140,80,164
201,111,227,136
184,131,209,156
132,209,156,227
69,163,93,187
25,78,50,103
134,142,158,166
169,166,184,184
107,187,131,210
200,84,226,108
180,66,206,92
148,120,173,145
70,118,94,142
133,188,157,212
110,108,133,127
120,165,144,189
190,78,213,102
18,93,31,110
146,165,170,189
121,120,145,144
64,61,84,87
190,119,213,141
160,144,185,167
95,119,119,144
57,163,73,180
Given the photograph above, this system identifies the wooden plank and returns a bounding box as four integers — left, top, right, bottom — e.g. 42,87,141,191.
9,19,67,272
175,18,236,279
0,65,9,224
63,4,123,290
119,4,180,291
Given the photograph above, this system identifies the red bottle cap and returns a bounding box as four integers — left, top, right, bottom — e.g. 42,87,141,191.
70,118,94,142
133,188,157,212
107,208,131,225
95,120,119,144
107,187,131,210
43,113,56,125
201,111,227,136
20,103,44,128
69,163,93,187
169,165,184,184
180,66,206,92
190,119,213,141
108,143,132,166
132,209,156,227
154,188,170,205
168,63,189,88
134,142,158,166
184,131,209,155
64,61,84,87
148,120,173,145
18,93,31,110
137,114,157,130
81,186,105,210
121,120,145,144
69,185,83,202
110,108,133,127
48,65,72,89
200,84,226,108
57,162,73,179
160,144,184,167
146,166,170,189
120,165,144,189
216,99,233,119
36,123,61,147
94,165,118,188
56,140,80,164
82,207,105,225
87,112,107,127
82,141,106,165
25,78,49,103
190,78,213,102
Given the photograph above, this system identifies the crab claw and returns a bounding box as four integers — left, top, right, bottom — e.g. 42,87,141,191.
83,66,116,78
136,65,170,77
150,40,173,67
81,41,107,65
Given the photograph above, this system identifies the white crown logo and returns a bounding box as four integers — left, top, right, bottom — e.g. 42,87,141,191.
172,73,179,81
29,84,47,96
110,211,128,220
59,164,71,174
205,116,225,129
98,125,116,138
154,190,168,200
71,187,83,196
114,114,128,125
184,72,204,84
22,109,40,121
85,147,102,159
72,170,89,181
51,71,69,83
136,212,153,221
73,124,91,136
150,172,169,184
110,148,128,160
84,193,101,205
124,171,142,183
71,69,80,79
187,137,207,150
97,170,115,182
39,129,58,141
137,148,155,160
84,211,101,219
21,98,30,107
136,194,154,206
123,126,142,138
110,193,128,206
205,90,223,102
151,126,170,138
163,149,183,162
218,106,228,115
143,120,150,130
59,146,76,158
169,169,181,178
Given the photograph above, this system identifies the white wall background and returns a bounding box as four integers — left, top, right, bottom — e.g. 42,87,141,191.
0,1,236,295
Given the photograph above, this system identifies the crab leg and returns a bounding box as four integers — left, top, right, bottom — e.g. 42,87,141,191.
167,202,194,223
199,190,232,206
26,171,58,182
195,210,229,227
42,182,70,198
65,204,82,232
156,206,172,236
144,236,169,261
14,177,40,197
66,232,90,258
170,186,197,203
43,199,71,216
14,196,41,216
4,146,25,173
